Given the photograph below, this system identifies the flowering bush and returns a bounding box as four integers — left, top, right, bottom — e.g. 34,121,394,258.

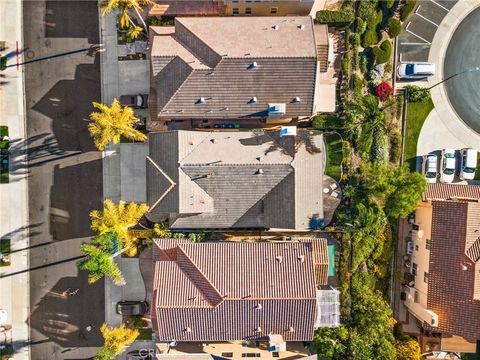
376,82,393,101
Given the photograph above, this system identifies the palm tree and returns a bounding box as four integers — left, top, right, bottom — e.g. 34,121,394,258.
90,199,149,256
88,99,147,151
99,0,153,29
77,232,125,285
127,25,144,40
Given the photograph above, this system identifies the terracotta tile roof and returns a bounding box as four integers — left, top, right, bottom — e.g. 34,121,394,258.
427,200,480,339
146,130,324,230
149,17,319,120
151,239,328,341
423,183,480,201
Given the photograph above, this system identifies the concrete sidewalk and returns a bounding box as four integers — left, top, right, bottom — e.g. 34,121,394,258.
0,1,30,359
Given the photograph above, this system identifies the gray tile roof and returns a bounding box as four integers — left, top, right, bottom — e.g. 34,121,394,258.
149,17,319,120
151,239,328,341
146,130,324,230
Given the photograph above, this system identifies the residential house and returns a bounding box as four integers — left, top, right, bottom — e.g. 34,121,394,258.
148,16,332,129
404,183,480,345
149,0,319,17
151,238,337,359
145,129,324,230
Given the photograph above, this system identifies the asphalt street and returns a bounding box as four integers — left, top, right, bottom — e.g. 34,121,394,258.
23,0,105,358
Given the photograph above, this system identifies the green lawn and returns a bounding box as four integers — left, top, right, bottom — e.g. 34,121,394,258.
324,132,343,181
0,238,11,267
404,98,434,171
312,114,343,130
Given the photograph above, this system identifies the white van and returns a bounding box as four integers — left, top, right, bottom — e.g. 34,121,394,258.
460,148,478,180
397,62,436,80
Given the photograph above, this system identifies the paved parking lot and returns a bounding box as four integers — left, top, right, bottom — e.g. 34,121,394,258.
398,0,458,63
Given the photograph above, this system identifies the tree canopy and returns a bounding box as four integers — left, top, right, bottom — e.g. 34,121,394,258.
88,99,147,151
90,199,148,255
95,323,139,360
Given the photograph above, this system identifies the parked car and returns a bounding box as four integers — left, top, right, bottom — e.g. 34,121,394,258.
423,153,438,183
119,94,149,108
116,301,149,316
460,148,478,180
440,148,456,183
397,62,435,80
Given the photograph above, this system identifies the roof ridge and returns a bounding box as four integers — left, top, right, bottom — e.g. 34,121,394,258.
158,57,196,113
147,155,177,212
181,163,293,167
177,244,224,307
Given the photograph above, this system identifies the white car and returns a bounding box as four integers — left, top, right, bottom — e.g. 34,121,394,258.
440,149,456,183
423,153,438,183
397,62,435,80
460,148,478,180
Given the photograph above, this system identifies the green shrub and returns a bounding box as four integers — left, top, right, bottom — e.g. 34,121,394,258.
400,0,417,21
371,129,389,165
355,17,367,34
359,54,368,74
353,50,359,71
389,130,402,164
384,61,393,74
405,85,431,102
362,28,379,48
357,0,378,21
381,0,396,9
350,33,361,47
312,114,342,130
316,8,354,28
387,18,402,37
352,74,363,98
372,40,392,64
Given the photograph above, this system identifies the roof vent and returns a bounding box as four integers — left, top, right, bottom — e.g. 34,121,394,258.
248,61,258,70
256,156,262,161
272,24,279,30
255,327,262,332
256,303,263,310
292,96,301,103
462,264,468,271
298,24,305,30
289,326,295,332
195,97,205,105
255,169,264,175
210,138,216,144
275,255,283,263
185,327,192,332
249,97,258,104
297,255,305,263
223,107,229,111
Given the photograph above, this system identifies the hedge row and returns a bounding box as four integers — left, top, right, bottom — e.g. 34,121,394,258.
316,8,354,28
387,18,402,38
372,40,392,64
400,0,417,21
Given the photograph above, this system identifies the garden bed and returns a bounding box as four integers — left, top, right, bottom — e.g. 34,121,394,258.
404,98,434,171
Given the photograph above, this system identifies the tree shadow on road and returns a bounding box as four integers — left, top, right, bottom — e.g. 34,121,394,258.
28,274,105,349
49,158,103,242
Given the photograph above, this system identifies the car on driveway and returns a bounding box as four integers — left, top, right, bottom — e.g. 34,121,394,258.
119,94,149,108
397,62,435,80
440,149,456,183
460,148,478,180
116,301,149,316
423,153,438,183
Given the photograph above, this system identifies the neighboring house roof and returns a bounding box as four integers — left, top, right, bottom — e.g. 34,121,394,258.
149,17,321,120
149,0,225,17
151,238,328,342
427,200,480,339
146,130,324,230
423,183,480,201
